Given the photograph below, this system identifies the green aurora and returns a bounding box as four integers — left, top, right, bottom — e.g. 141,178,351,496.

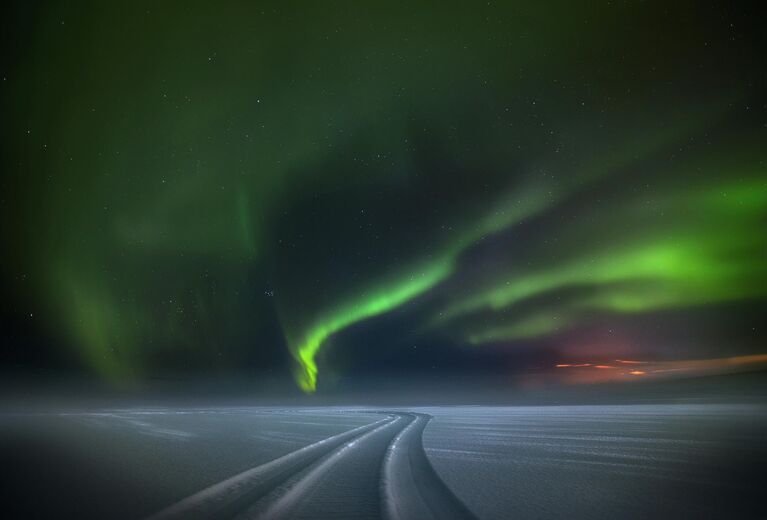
1,1,765,392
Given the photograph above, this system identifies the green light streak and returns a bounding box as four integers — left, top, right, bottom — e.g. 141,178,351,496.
469,313,572,344
453,175,767,344
286,181,555,391
291,258,453,391
57,271,144,380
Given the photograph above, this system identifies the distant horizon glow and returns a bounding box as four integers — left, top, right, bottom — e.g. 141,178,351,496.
549,354,767,384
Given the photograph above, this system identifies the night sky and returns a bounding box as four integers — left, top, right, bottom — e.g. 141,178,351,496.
1,1,766,394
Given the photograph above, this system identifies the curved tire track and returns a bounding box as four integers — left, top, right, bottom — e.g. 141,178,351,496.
240,414,412,519
381,413,476,520
146,411,475,520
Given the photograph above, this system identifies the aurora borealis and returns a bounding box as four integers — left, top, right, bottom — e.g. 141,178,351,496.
1,1,766,393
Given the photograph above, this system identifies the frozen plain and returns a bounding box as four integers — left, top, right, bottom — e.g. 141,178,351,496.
2,404,766,519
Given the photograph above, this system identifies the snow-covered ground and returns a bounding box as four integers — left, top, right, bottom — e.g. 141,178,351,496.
2,404,765,519
421,404,767,519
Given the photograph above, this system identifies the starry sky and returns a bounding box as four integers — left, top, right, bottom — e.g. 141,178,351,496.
1,1,766,393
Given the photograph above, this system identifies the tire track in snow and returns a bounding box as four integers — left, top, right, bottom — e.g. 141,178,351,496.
240,414,412,519
146,414,395,520
146,411,475,520
381,413,476,520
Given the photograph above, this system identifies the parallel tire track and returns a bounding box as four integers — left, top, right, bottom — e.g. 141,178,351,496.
240,414,413,519
147,415,395,520
146,411,476,520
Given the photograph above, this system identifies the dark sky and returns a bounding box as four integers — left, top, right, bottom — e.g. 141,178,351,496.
1,1,766,393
